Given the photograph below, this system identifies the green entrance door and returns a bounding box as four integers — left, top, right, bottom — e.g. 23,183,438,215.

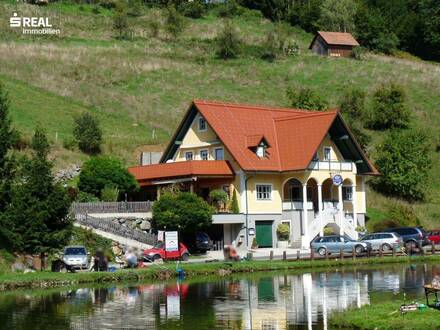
255,221,273,248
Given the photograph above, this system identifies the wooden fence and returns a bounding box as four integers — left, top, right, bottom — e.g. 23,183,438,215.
71,201,153,215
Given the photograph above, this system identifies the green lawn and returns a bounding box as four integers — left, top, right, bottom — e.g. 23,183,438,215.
0,2,440,227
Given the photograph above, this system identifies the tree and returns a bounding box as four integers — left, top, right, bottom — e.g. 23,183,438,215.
113,1,130,39
4,128,72,254
164,5,186,39
367,84,411,130
73,113,103,155
374,129,431,201
152,192,214,234
286,86,328,111
216,20,241,59
78,156,138,198
230,189,239,214
318,0,357,32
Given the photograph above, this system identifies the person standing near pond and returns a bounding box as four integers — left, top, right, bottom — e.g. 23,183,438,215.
93,248,108,272
125,248,137,268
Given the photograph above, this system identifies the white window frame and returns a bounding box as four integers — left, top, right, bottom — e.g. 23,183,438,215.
323,147,332,161
342,186,353,201
256,184,273,201
198,116,207,132
214,147,224,160
200,149,209,160
185,151,193,161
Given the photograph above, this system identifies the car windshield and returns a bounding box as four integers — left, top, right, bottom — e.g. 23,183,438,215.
65,247,86,255
154,242,164,249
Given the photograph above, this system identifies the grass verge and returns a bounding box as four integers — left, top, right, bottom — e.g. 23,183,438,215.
0,254,439,292
329,301,440,330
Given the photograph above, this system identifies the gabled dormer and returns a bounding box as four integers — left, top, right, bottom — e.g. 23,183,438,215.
246,135,270,158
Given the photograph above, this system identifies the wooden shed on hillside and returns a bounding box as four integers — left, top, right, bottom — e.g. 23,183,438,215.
309,31,360,57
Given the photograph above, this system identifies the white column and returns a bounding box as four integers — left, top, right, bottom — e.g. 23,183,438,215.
352,185,358,239
318,184,323,237
302,183,309,249
338,184,344,236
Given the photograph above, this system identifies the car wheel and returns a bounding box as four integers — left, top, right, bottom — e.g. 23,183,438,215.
318,247,327,256
355,245,364,255
381,243,392,252
181,253,189,261
152,254,161,261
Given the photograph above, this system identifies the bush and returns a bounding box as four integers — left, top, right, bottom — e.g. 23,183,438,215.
164,5,186,39
73,113,103,155
152,192,214,234
286,86,328,111
62,136,77,151
230,189,239,213
78,156,138,197
367,84,411,130
209,189,228,211
324,227,335,235
179,1,205,19
216,0,243,18
374,129,432,201
339,88,366,120
113,1,130,39
276,223,290,241
371,204,420,231
77,191,100,202
352,46,366,60
100,186,120,202
261,30,280,62
147,14,161,38
216,20,241,59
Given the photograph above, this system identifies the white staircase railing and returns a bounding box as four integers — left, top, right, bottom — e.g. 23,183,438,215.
308,207,358,241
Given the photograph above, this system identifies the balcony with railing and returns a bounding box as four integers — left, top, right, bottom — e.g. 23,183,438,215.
307,160,353,171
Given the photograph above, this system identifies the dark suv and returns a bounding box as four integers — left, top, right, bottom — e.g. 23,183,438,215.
382,227,429,249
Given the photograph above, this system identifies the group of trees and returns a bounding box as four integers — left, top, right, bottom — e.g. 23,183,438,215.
240,0,440,61
0,84,72,254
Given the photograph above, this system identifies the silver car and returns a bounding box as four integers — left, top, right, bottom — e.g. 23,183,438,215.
360,232,403,252
62,246,89,270
311,235,370,256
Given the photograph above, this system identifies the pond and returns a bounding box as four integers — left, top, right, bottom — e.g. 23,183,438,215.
0,263,439,330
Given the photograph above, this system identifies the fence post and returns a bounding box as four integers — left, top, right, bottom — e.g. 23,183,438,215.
432,241,436,255
379,245,383,258
310,249,315,260
297,250,300,261
340,247,344,260
325,249,329,260
392,245,396,257
283,251,287,261
270,250,274,261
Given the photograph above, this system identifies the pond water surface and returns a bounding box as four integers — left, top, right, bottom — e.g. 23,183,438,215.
0,263,439,330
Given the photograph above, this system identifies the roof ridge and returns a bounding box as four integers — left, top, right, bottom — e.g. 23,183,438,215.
193,99,322,114
274,110,338,122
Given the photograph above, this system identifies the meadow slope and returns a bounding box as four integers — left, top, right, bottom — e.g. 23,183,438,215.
0,2,439,227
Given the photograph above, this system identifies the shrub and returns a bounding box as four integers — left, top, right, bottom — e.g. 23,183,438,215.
179,1,205,19
216,20,241,59
147,18,161,38
323,227,335,235
152,192,214,234
388,203,420,227
113,1,130,39
100,186,120,202
339,88,366,120
352,46,366,60
209,189,228,211
367,84,411,130
347,121,370,151
216,0,243,18
78,156,138,197
261,30,280,62
276,223,290,241
77,191,100,202
374,129,432,201
230,189,239,213
62,136,77,151
73,113,103,155
164,5,186,39
286,86,328,111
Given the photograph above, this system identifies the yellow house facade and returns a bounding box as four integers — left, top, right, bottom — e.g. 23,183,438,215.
129,100,378,249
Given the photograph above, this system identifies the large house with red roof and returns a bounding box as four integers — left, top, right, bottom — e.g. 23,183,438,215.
128,100,378,249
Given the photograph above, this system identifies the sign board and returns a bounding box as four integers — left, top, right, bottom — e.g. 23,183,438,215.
332,174,343,186
157,230,165,242
165,231,179,252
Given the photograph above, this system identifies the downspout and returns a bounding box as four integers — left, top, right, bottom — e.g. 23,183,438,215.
244,172,256,248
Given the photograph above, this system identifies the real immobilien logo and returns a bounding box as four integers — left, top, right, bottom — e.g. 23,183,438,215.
9,12,60,35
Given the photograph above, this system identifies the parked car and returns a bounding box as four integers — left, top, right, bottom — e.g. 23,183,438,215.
359,232,403,252
427,230,440,244
311,235,371,256
62,246,89,270
382,227,430,249
143,241,190,261
181,232,213,253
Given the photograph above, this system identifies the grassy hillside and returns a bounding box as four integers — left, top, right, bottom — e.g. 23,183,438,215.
0,2,439,228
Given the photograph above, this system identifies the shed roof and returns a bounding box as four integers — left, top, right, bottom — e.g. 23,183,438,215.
309,31,360,48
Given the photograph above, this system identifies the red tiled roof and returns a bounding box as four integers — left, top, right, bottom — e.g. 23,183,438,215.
193,100,338,172
128,160,234,185
311,31,360,47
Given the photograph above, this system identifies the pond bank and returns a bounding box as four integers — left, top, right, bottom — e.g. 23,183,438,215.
329,301,440,329
1,255,439,291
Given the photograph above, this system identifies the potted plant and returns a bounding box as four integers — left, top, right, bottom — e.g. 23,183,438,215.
209,189,228,212
276,223,290,248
